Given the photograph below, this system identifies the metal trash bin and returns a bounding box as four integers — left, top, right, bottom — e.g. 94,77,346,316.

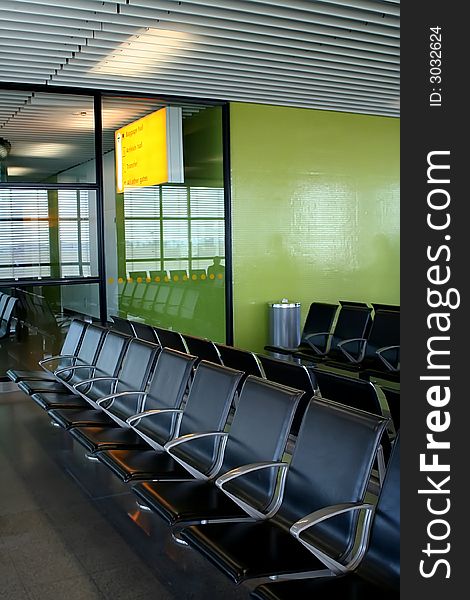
268,299,301,348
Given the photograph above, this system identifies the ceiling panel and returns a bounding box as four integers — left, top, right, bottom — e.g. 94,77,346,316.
1,0,399,116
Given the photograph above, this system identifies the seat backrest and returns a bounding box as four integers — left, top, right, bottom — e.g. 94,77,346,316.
142,283,160,311
133,348,197,445
153,326,187,353
215,343,263,377
312,368,382,416
154,285,171,314
182,334,222,364
130,282,147,304
257,354,315,435
110,315,135,336
301,302,338,348
0,293,8,319
81,330,130,396
129,270,148,280
75,323,107,366
58,319,87,363
169,269,188,282
357,434,400,591
363,309,400,363
179,289,200,320
329,304,373,353
170,362,244,474
131,321,160,344
149,270,167,282
0,296,18,336
274,398,387,560
120,280,137,304
166,286,185,316
220,377,304,511
107,339,160,420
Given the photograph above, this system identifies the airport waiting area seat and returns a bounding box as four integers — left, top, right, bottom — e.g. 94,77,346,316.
293,301,373,363
98,360,243,483
132,376,304,528
250,434,400,600
179,398,387,583
322,305,400,382
68,346,197,454
215,342,264,378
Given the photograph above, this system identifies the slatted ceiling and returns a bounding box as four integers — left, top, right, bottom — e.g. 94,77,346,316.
1,0,399,117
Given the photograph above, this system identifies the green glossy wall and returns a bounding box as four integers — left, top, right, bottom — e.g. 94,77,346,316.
230,102,400,352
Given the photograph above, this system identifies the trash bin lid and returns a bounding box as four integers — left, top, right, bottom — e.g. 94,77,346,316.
268,298,301,308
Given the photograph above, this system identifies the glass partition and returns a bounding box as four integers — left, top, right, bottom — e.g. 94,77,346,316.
0,90,96,184
0,283,100,378
0,189,98,281
102,99,226,341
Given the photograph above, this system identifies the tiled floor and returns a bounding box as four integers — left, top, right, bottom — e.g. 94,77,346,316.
0,386,250,600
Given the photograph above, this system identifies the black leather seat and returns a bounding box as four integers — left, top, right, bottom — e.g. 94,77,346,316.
294,302,372,364
250,435,400,600
131,321,160,344
312,369,383,417
264,302,338,356
7,319,87,383
47,330,131,429
180,398,387,584
152,326,188,353
97,361,243,482
18,323,106,396
257,353,316,435
69,346,195,454
312,368,391,478
215,343,263,377
109,315,136,336
323,306,400,379
132,377,304,528
182,333,222,364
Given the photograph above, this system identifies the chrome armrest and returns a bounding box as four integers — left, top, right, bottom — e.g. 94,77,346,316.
39,353,75,367
376,345,400,372
96,390,147,407
337,338,367,363
164,431,229,480
303,332,332,355
55,363,94,376
73,376,118,389
216,461,288,520
290,502,375,574
126,408,182,427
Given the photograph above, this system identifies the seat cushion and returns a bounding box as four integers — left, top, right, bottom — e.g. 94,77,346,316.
31,392,89,411
7,369,56,383
132,480,250,527
18,380,69,395
181,521,332,584
251,574,398,600
69,426,149,454
48,408,116,430
97,449,190,483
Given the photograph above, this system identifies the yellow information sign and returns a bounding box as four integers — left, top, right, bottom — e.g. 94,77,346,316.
115,107,183,192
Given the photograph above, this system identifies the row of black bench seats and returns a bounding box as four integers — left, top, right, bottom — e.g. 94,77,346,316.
8,319,399,598
265,300,400,384
110,314,400,436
